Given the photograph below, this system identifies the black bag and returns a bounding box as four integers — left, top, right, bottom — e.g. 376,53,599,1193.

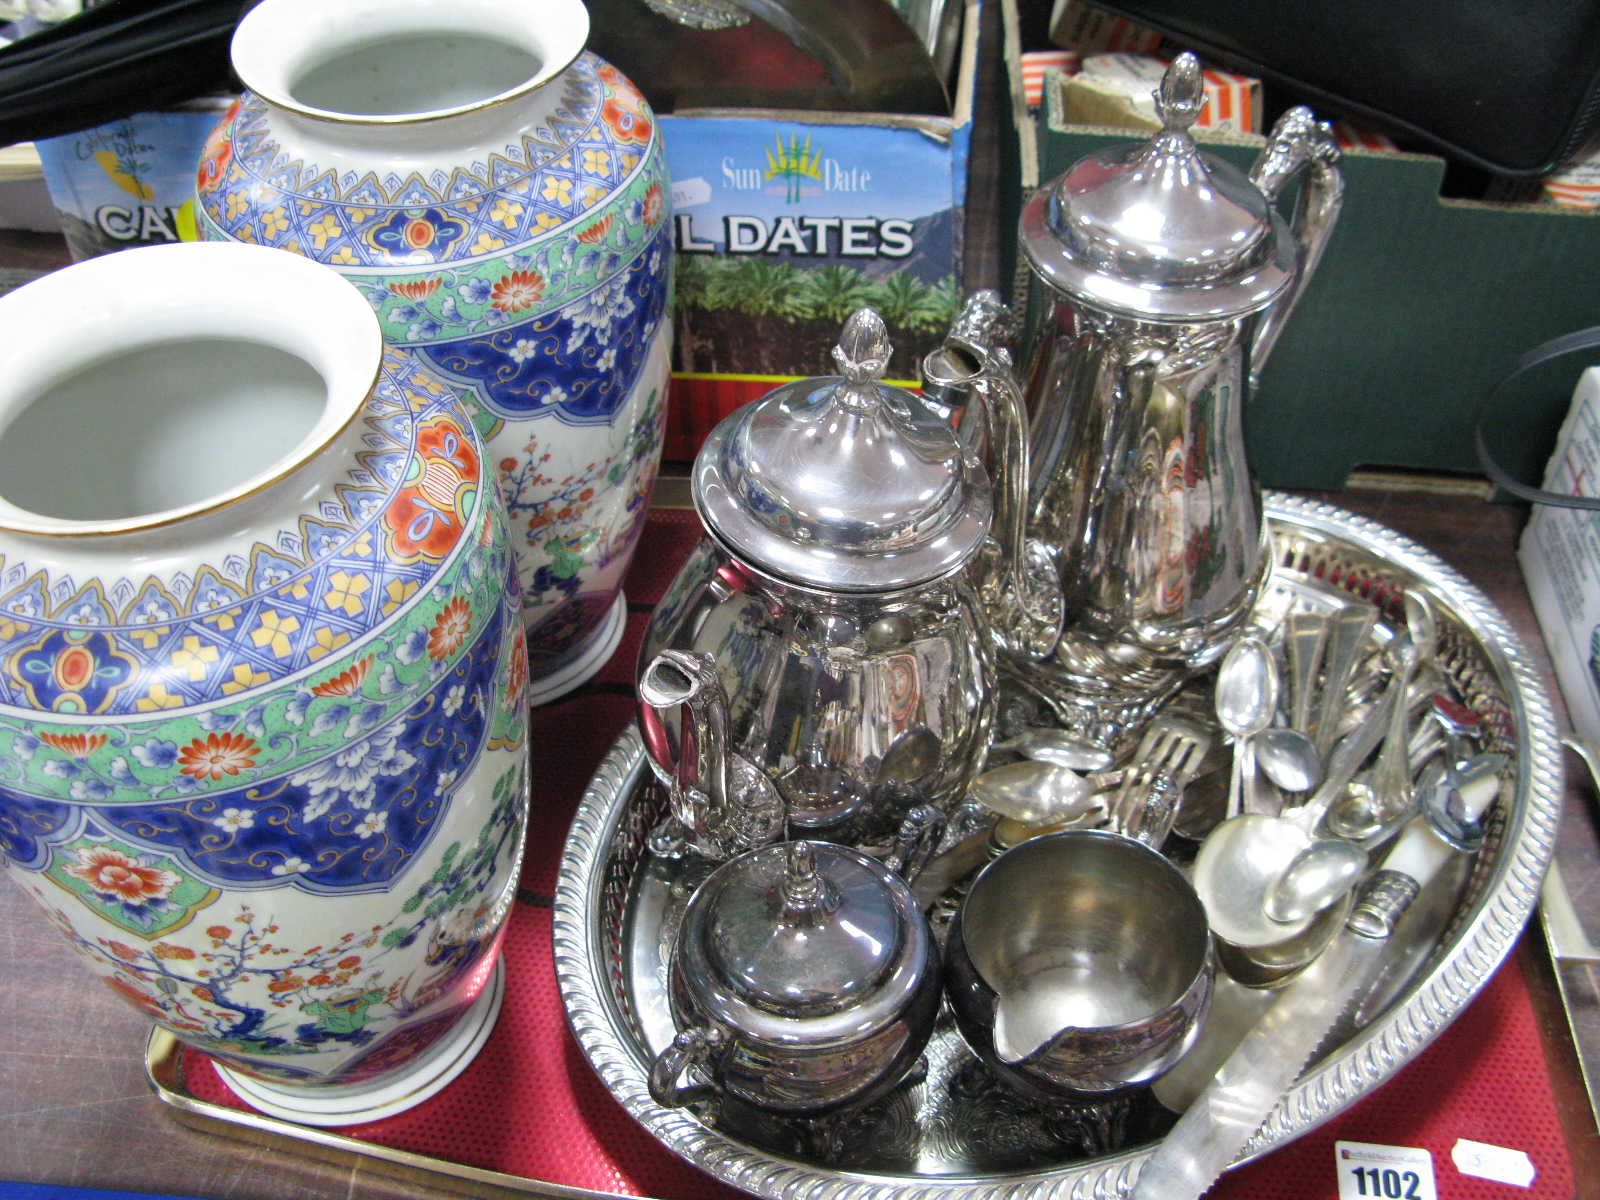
0,0,239,146
1082,0,1600,176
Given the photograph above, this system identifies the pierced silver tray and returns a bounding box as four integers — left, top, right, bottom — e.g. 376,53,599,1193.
552,493,1563,1199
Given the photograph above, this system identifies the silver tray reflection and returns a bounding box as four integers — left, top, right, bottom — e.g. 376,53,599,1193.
552,493,1563,1199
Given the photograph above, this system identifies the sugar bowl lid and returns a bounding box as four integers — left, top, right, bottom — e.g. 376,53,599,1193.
1020,53,1297,322
684,841,924,1021
692,308,991,593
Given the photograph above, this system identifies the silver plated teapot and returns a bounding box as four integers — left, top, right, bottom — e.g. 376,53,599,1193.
640,310,1017,858
1004,53,1344,747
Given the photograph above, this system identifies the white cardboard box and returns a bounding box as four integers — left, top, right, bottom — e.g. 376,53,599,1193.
1518,367,1600,747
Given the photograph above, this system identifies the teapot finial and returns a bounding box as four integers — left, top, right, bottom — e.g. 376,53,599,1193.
832,308,892,410
1155,52,1206,133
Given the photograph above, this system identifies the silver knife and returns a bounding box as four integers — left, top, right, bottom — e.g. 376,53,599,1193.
1129,770,1504,1200
1544,734,1600,1133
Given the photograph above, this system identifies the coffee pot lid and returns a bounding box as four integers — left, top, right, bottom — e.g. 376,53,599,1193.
697,842,913,1020
692,309,991,592
1020,53,1297,322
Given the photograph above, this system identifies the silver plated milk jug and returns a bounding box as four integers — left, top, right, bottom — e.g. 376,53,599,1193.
1008,54,1343,746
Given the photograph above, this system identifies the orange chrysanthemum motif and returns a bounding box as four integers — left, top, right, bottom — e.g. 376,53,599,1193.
490,269,545,314
338,955,362,969
195,100,240,193
310,656,372,698
177,731,258,781
577,214,614,244
505,633,527,704
67,847,178,906
600,96,651,145
153,943,196,960
206,925,231,941
642,181,665,227
390,277,442,301
427,597,473,661
40,731,106,758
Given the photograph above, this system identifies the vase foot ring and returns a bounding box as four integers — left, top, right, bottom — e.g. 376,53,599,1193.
526,591,627,708
214,955,506,1127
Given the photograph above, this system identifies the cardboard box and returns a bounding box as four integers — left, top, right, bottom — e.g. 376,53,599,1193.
1024,85,1600,491
33,100,232,260
657,1,988,461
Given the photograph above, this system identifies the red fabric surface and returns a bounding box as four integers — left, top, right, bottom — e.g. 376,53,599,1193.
180,510,1575,1199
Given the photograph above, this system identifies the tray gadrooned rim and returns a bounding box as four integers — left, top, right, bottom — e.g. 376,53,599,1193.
552,492,1564,1199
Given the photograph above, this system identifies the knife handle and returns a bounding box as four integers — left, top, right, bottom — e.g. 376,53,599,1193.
1382,771,1501,883
1349,771,1502,938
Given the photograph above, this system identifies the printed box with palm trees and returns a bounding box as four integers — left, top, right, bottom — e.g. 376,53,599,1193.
657,114,973,460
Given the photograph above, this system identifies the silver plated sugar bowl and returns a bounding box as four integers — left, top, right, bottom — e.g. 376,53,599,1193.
639,309,996,859
649,840,942,1114
1007,52,1344,748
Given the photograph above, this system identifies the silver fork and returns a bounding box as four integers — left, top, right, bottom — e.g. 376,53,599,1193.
1110,715,1213,846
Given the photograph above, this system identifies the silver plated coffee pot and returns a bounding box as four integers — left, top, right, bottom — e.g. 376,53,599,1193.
1006,53,1343,747
639,309,1003,858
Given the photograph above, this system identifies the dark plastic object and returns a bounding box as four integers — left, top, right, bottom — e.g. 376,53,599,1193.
1475,326,1600,510
0,0,240,146
1085,0,1600,177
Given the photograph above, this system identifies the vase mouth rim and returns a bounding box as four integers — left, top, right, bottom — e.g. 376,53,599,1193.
231,0,591,126
0,242,381,539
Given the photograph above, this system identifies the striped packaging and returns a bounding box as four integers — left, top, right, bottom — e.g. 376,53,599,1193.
1048,0,1165,54
1021,50,1081,109
1334,121,1400,152
1543,149,1600,210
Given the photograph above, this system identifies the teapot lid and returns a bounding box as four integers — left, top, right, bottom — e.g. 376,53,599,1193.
692,309,991,592
1020,53,1297,322
693,842,916,1020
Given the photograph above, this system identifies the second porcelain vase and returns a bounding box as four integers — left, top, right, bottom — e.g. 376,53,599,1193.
198,0,672,703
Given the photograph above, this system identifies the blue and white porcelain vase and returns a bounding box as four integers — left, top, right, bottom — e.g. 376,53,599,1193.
198,0,672,703
0,243,529,1126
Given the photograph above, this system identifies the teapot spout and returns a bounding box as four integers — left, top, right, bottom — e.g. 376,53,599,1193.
639,649,786,859
923,294,1063,663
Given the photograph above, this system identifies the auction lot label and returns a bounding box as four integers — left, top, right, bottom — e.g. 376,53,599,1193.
1335,1141,1437,1200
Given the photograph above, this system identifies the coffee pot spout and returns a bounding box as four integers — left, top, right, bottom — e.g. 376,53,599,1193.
638,649,786,860
923,293,1063,662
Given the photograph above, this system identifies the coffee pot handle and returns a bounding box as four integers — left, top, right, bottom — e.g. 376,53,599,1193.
1247,108,1344,389
922,295,1063,663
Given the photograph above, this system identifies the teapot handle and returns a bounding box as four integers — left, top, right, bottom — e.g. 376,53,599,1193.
648,1025,726,1109
1247,107,1344,389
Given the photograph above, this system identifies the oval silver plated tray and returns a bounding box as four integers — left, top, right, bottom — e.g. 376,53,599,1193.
552,493,1563,1199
